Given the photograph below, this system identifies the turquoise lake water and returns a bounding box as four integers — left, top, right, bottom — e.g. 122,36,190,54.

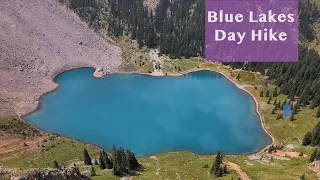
25,68,271,156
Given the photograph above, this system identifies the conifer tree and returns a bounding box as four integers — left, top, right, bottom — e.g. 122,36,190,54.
316,150,320,160
267,96,271,104
112,146,121,176
273,87,278,97
316,108,320,118
290,114,295,121
119,147,127,174
215,167,223,177
102,150,112,169
99,153,106,170
302,132,312,145
311,122,320,146
266,90,270,97
53,160,61,169
83,148,93,165
210,150,223,175
126,149,140,170
90,166,96,176
310,148,317,162
236,73,240,80
273,99,277,106
271,107,276,114
260,91,264,97
223,164,227,174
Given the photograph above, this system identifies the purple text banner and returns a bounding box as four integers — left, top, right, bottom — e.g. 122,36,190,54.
205,0,299,62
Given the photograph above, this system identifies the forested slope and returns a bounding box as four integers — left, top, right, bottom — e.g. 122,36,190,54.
68,0,320,109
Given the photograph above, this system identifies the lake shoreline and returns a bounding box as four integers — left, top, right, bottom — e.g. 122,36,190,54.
18,65,274,157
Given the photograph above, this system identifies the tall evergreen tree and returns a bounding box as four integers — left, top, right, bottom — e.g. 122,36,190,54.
311,122,320,146
215,167,223,177
273,87,278,97
119,147,128,174
315,149,320,160
266,90,270,97
126,149,140,170
316,108,320,118
90,166,96,176
83,148,93,165
236,73,240,80
302,131,312,145
210,150,223,176
277,101,281,109
268,96,272,104
223,164,228,174
310,148,317,162
260,91,264,97
290,114,295,121
112,146,121,176
102,150,113,169
99,153,106,169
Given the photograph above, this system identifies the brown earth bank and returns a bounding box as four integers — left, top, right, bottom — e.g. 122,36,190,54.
0,135,48,161
0,0,123,117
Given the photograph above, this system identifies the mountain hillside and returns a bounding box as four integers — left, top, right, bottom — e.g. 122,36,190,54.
0,0,122,116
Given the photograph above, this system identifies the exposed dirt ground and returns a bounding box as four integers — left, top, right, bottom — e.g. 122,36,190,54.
272,150,308,158
0,0,123,116
224,161,251,180
0,135,48,161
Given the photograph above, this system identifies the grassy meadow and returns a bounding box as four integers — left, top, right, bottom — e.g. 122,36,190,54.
1,59,320,179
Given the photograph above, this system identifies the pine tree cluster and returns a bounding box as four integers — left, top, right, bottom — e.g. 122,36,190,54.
210,150,227,177
82,146,140,176
67,0,204,58
66,0,320,111
99,150,113,170
112,146,141,176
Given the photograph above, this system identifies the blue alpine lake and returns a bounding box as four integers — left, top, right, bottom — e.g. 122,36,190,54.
25,68,271,157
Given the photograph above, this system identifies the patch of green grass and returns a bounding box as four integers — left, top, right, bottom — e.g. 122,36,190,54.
2,62,320,179
136,151,238,180
227,155,317,180
55,151,239,180
0,116,40,137
116,36,153,73
247,85,320,145
163,58,204,73
230,70,263,86
2,137,100,169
